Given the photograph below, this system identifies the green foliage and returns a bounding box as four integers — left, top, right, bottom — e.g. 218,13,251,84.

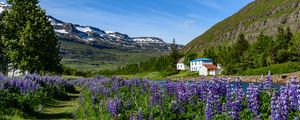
103,39,183,76
60,40,161,72
239,62,300,75
204,27,300,75
0,0,62,74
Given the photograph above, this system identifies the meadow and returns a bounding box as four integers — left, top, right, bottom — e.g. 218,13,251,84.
1,73,300,120
75,75,299,120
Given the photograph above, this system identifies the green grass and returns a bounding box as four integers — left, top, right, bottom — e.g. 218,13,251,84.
62,75,83,79
60,40,161,71
239,62,300,75
0,87,81,120
167,71,199,79
32,87,81,120
0,108,33,120
121,72,166,80
119,71,200,80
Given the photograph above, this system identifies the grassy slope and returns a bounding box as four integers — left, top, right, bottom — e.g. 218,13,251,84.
240,62,300,75
182,0,300,53
120,71,199,80
60,40,161,71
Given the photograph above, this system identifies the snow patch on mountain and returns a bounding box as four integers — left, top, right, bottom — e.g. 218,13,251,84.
55,29,68,34
105,31,115,34
75,26,93,33
133,37,165,44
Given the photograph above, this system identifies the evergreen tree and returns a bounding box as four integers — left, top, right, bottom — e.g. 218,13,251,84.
1,0,62,74
234,33,249,57
184,53,197,66
275,26,293,63
169,38,180,70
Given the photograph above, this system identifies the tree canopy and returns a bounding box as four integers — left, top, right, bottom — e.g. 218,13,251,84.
0,0,62,74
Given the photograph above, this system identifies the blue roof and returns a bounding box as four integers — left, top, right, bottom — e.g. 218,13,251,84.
191,58,212,62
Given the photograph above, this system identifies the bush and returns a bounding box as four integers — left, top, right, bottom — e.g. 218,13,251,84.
239,62,300,75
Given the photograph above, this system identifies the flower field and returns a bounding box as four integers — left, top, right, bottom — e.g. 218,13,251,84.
0,74,74,118
1,74,300,120
75,75,300,120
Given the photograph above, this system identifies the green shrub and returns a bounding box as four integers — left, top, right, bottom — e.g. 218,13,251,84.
239,62,300,75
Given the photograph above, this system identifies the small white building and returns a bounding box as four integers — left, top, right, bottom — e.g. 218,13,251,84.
177,58,189,70
199,64,218,76
190,58,213,72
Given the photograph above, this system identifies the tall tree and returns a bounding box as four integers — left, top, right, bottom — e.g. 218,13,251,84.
234,33,249,57
275,26,293,63
1,0,62,74
169,38,181,71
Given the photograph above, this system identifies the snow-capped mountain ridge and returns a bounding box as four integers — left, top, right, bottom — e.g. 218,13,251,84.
47,15,181,51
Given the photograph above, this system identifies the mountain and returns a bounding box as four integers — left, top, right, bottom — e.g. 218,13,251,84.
48,16,184,70
182,0,300,53
0,3,183,71
48,16,179,52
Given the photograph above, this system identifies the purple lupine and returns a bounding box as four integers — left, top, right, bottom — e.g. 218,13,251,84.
138,109,144,120
173,82,193,103
0,82,4,90
0,73,5,81
205,91,214,120
149,83,163,107
225,83,234,113
230,78,244,120
270,92,280,120
264,71,273,89
297,88,300,112
288,76,299,110
246,83,260,116
279,87,289,120
129,114,137,120
107,98,122,117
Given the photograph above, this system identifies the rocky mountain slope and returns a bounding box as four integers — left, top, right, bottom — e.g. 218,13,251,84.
48,16,180,52
182,0,300,53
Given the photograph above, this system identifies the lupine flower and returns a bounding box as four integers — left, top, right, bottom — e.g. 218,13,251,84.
264,71,273,89
205,91,214,120
270,92,279,120
247,83,260,116
107,98,122,117
138,109,144,120
149,83,163,107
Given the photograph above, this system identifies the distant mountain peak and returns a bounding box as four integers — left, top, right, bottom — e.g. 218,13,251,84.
47,15,183,52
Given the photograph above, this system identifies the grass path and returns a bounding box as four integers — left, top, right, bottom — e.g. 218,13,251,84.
34,89,81,120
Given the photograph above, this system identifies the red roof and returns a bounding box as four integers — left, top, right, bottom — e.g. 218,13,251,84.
203,64,217,70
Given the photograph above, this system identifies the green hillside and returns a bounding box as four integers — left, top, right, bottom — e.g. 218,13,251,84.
182,0,300,53
60,40,161,71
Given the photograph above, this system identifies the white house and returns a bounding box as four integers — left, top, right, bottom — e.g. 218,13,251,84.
7,63,25,77
199,64,218,76
190,58,213,72
0,55,25,77
177,58,189,70
190,58,222,76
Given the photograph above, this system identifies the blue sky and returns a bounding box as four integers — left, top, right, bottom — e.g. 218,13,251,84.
15,0,254,44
